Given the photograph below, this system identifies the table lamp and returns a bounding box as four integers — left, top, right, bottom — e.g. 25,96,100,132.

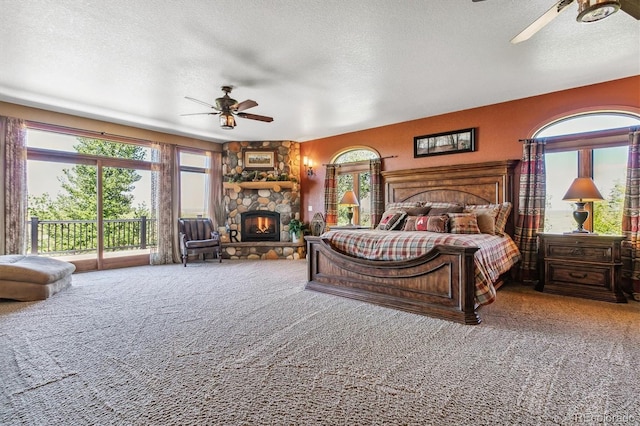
562,177,604,233
339,190,360,226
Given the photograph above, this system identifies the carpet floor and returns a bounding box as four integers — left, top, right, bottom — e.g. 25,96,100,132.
1,259,638,425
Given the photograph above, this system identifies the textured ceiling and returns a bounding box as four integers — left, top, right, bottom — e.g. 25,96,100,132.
1,0,638,143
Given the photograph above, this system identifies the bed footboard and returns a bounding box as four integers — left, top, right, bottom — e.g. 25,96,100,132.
305,236,481,325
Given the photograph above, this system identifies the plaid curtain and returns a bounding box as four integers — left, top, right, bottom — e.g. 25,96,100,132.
0,116,27,255
621,129,640,301
369,159,384,227
513,138,546,282
324,164,338,225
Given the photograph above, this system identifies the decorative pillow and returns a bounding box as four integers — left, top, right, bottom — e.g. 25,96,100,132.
464,202,512,235
495,202,512,236
448,213,481,234
464,205,500,235
404,206,431,216
385,202,422,211
428,205,464,216
415,215,448,233
377,211,407,231
424,202,463,209
402,216,419,231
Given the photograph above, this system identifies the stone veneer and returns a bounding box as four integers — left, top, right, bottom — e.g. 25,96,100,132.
220,140,304,260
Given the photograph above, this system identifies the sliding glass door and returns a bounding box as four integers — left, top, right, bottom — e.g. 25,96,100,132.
27,158,99,266
100,165,154,269
26,127,157,271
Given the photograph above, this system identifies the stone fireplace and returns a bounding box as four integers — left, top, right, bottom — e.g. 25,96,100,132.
241,211,280,242
219,140,304,260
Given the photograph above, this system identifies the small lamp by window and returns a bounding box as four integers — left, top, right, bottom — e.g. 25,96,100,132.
562,177,604,233
303,156,314,177
340,190,360,226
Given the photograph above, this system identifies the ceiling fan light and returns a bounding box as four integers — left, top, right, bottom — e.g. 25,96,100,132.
220,112,236,129
576,0,620,22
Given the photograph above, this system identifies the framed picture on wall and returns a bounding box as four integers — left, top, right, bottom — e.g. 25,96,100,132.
243,149,277,170
414,128,476,158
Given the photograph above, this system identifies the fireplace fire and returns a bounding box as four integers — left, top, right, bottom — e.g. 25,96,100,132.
241,211,280,242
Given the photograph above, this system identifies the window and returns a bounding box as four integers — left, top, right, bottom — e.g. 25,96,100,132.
178,149,209,218
332,148,379,226
537,112,640,234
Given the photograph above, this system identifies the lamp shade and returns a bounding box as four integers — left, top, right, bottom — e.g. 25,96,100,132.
219,112,236,129
562,177,604,202
339,190,360,207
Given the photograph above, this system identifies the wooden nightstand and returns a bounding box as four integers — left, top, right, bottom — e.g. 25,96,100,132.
537,233,627,303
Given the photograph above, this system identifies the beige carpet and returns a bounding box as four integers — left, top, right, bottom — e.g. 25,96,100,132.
1,260,638,425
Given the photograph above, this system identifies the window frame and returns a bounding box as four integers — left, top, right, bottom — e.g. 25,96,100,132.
24,122,159,270
540,123,636,233
177,147,210,218
331,148,379,227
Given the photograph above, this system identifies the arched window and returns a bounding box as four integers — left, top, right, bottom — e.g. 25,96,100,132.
536,111,640,234
332,147,379,227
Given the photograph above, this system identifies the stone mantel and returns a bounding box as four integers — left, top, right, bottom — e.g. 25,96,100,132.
223,181,297,193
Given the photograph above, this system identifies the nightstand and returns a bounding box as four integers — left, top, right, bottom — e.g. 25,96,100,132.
537,233,627,303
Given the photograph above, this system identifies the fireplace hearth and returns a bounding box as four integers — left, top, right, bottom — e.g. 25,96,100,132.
241,211,280,242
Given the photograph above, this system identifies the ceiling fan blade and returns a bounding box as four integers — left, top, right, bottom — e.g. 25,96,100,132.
233,99,258,112
620,0,640,19
185,96,218,109
180,112,220,116
511,0,575,44
237,112,274,123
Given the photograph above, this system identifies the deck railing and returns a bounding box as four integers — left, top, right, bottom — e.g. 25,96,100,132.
27,216,157,256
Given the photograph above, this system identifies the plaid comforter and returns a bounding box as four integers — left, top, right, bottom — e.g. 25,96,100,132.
321,229,521,305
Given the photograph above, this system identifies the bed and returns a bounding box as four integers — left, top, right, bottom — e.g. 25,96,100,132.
305,160,520,325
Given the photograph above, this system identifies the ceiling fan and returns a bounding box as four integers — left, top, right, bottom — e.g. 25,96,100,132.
182,86,273,130
473,0,640,43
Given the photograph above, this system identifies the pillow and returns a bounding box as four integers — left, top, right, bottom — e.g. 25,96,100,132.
402,216,419,231
464,205,500,235
404,206,431,216
428,205,464,216
402,207,433,231
424,202,462,209
415,215,448,233
377,211,407,230
464,202,512,235
448,213,481,234
385,201,422,211
495,202,512,236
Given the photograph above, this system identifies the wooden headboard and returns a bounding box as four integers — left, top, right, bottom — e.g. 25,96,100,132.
382,160,519,232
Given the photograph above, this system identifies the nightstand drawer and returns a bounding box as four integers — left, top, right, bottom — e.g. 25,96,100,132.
547,262,612,289
545,242,613,263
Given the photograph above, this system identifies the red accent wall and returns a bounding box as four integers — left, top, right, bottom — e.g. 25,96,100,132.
300,76,640,221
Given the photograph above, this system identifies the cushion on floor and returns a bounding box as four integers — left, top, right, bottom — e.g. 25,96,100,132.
0,255,75,301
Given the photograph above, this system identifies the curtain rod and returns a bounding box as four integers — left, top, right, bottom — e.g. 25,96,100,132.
25,120,162,146
322,155,398,167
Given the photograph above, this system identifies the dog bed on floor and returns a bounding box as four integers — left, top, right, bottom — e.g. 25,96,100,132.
0,255,75,301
